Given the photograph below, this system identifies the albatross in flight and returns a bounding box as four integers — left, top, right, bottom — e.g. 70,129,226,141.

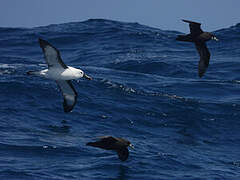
27,38,92,112
86,136,134,161
176,19,218,77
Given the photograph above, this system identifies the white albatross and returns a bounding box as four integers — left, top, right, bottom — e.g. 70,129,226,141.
27,38,92,112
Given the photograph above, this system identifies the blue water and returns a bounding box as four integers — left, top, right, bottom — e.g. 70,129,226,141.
1,19,240,179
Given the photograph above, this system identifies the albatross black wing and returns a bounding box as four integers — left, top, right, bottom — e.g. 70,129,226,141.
86,136,118,150
195,42,210,78
117,148,129,161
39,38,68,69
182,19,203,36
56,80,78,112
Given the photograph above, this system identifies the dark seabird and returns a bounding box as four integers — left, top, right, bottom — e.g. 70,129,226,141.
176,19,218,77
86,136,134,161
27,38,92,112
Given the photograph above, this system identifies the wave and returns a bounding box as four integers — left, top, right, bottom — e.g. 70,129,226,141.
1,19,240,179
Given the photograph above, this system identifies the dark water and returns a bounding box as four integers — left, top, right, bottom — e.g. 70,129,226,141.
1,19,240,179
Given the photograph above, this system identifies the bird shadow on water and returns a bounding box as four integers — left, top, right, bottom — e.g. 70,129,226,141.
47,120,71,134
111,164,129,180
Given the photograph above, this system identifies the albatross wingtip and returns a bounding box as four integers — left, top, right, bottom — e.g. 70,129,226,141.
39,38,46,47
38,38,51,48
63,105,74,113
38,38,45,43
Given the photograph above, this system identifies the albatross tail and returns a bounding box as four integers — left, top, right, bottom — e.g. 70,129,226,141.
27,71,40,76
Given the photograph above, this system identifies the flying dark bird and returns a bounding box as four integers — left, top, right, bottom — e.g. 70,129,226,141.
176,19,218,77
86,136,134,161
27,38,92,112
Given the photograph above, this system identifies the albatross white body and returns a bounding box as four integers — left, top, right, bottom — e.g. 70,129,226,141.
27,38,92,112
36,66,84,81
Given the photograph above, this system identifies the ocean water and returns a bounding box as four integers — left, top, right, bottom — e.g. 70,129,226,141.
1,19,240,179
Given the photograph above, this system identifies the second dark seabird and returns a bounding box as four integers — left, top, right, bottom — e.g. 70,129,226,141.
176,19,218,78
86,136,134,161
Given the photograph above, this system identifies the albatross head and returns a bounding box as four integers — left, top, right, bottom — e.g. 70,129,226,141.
75,69,92,80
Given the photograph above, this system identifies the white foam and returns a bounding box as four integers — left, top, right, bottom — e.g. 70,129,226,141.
0,70,12,75
0,64,15,69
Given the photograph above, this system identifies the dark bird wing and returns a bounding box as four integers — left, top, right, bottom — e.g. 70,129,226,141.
194,42,210,78
117,148,129,161
56,80,78,112
39,38,68,69
182,19,203,36
86,136,118,150
176,34,193,42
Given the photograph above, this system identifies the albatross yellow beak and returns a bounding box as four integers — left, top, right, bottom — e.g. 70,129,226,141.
83,73,92,80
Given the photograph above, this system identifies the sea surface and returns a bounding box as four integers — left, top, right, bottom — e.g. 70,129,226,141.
1,19,240,180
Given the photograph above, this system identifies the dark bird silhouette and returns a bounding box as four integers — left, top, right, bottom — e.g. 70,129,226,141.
86,136,134,161
176,19,218,77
